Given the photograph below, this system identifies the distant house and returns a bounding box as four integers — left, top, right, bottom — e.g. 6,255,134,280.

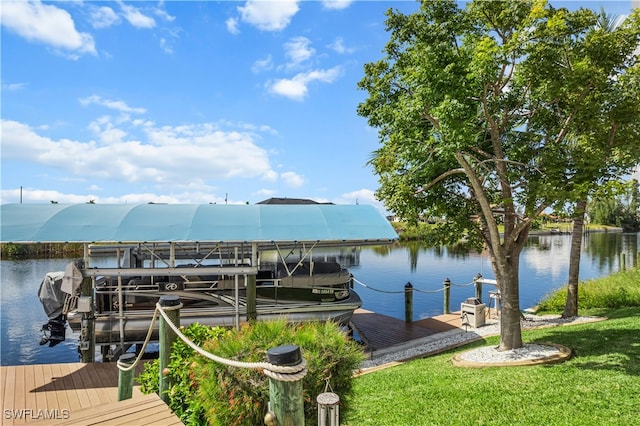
256,197,334,205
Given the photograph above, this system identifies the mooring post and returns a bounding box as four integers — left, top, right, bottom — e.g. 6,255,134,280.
404,282,413,323
117,352,136,401
266,344,305,426
620,253,626,271
247,274,257,322
443,278,451,314
79,272,95,363
158,295,181,404
474,273,483,302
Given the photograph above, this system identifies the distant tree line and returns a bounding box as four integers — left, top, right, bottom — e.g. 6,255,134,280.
0,243,84,259
589,179,640,232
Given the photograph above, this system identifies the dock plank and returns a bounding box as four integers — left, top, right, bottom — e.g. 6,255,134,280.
1,362,181,426
350,308,461,352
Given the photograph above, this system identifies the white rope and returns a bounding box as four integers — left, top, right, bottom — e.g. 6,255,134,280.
154,303,308,377
352,278,406,294
117,306,162,372
450,281,475,288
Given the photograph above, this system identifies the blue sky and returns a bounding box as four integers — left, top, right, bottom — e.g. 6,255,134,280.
1,1,638,212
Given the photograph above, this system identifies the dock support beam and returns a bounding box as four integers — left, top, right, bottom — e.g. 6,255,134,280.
80,273,95,363
474,273,483,303
443,278,451,314
266,345,306,426
117,353,136,401
247,274,257,321
404,282,413,323
158,295,181,404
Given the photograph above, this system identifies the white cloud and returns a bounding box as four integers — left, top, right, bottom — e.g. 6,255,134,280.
119,2,156,29
321,0,353,10
79,95,147,114
267,67,342,100
1,119,276,187
154,8,175,23
284,36,315,67
89,6,120,29
0,1,96,56
226,17,240,34
328,37,355,54
160,38,173,54
252,55,273,73
280,171,304,187
238,0,299,31
2,82,27,91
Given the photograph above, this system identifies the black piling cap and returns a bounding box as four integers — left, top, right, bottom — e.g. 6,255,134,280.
159,295,181,306
267,344,301,366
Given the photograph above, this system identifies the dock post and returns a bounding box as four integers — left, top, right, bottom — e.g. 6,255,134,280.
247,274,257,321
404,282,413,323
159,295,181,404
265,344,306,426
117,353,136,401
620,253,626,271
474,273,483,302
79,272,95,363
443,278,451,314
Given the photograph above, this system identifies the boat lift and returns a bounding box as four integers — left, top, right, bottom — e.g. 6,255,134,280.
2,203,399,362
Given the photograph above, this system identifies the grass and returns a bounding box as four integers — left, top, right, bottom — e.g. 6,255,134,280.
344,270,640,426
536,268,640,312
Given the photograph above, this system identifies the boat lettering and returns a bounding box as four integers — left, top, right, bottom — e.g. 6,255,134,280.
312,288,335,294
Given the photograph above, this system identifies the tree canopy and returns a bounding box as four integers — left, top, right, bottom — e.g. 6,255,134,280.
358,0,640,349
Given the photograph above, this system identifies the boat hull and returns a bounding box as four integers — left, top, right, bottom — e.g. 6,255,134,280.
67,291,362,344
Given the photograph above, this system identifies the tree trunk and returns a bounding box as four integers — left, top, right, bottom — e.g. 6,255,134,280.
494,250,523,351
563,198,587,317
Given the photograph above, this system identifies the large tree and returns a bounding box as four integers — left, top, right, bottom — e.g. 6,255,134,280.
358,0,640,350
559,9,640,317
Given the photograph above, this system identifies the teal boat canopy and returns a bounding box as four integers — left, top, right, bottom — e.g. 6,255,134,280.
0,203,398,244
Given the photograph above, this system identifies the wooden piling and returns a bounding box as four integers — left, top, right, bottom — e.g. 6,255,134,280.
443,278,451,314
117,352,136,401
158,295,181,404
80,272,95,363
266,344,305,426
474,273,483,302
404,282,413,323
247,274,257,321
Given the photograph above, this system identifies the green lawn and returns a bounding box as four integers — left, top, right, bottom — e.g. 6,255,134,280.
344,307,640,426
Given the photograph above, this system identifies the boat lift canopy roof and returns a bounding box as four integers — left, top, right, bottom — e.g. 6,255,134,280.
1,203,398,246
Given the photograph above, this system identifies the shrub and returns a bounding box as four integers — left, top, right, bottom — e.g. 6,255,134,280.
196,319,365,425
138,320,365,426
137,323,227,425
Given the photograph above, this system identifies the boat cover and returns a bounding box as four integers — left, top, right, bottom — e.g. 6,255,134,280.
37,271,67,320
1,203,398,244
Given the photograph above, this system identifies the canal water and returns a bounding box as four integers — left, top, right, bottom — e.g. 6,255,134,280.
1,232,637,366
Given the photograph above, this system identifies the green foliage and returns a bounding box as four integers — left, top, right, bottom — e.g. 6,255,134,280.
196,320,365,426
137,323,227,425
536,268,640,312
137,320,365,426
589,180,640,231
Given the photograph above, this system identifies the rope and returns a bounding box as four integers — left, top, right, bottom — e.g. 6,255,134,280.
412,287,445,294
116,306,162,372
118,302,307,382
450,281,475,288
352,278,405,294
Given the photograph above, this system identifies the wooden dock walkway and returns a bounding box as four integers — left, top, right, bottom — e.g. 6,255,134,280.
0,362,182,425
350,308,463,352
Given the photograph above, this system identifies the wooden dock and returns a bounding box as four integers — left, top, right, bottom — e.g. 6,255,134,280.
350,308,463,352
0,362,182,425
